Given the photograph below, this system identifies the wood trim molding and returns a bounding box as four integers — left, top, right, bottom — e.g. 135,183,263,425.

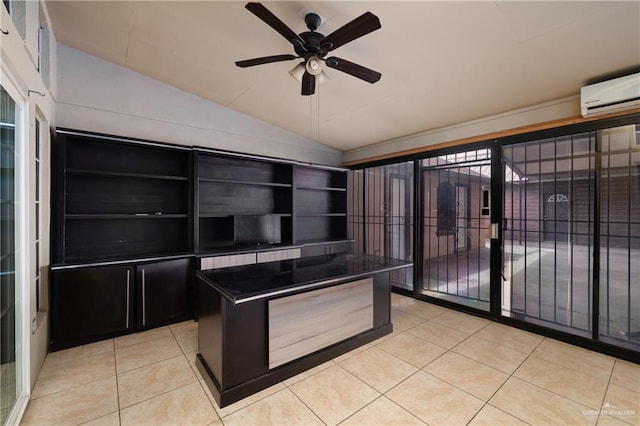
342,108,640,167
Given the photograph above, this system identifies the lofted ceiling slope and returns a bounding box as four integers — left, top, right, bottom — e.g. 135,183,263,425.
46,1,640,152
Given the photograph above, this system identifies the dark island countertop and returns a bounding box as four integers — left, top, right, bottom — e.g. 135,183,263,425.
196,253,411,304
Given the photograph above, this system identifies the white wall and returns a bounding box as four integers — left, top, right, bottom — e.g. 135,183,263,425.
343,96,581,164
1,0,57,410
56,44,343,166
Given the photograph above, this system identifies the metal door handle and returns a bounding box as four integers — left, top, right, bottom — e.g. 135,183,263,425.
126,270,130,329
142,269,146,326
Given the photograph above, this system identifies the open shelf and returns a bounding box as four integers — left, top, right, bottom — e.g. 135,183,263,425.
65,135,190,177
296,216,347,243
296,187,347,215
198,154,292,186
66,174,189,215
55,132,193,263
199,181,291,216
66,214,188,219
294,166,348,244
196,151,295,251
67,168,189,181
64,217,190,262
198,178,291,188
198,215,292,250
295,166,347,190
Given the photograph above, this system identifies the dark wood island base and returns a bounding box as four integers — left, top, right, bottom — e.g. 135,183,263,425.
195,254,410,408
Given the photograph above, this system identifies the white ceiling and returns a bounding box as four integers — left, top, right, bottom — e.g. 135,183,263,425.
46,1,640,152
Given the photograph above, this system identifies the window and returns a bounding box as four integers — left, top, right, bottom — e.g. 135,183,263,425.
436,182,456,236
348,162,414,290
3,0,25,39
37,2,50,87
34,119,41,311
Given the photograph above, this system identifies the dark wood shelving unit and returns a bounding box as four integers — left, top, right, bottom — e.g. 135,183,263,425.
196,151,294,251
53,132,193,264
294,166,348,244
51,130,196,350
50,129,349,351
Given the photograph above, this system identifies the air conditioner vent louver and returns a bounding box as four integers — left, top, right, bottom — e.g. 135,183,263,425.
581,72,640,117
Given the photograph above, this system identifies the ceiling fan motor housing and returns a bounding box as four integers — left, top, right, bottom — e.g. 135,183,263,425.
295,31,325,57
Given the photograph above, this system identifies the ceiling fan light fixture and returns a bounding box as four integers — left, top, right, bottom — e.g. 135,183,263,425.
318,70,329,85
289,62,306,81
305,56,323,75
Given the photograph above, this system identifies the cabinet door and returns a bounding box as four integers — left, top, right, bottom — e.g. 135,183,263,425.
136,258,192,329
51,265,134,350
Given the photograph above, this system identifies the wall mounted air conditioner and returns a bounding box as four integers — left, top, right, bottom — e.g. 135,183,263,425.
580,72,640,117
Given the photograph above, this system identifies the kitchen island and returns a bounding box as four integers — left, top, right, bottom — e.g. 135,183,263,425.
196,253,411,407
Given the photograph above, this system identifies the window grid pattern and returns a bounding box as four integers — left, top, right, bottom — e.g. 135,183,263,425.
598,125,640,350
421,149,491,310
502,133,596,334
348,163,414,290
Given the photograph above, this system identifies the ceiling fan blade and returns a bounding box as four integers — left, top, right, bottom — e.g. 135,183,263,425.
245,2,305,46
319,12,381,52
235,54,298,68
301,72,316,96
325,57,381,83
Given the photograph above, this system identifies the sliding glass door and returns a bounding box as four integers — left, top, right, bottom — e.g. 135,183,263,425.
348,115,639,356
502,132,595,336
420,148,493,311
1,85,22,423
501,122,639,352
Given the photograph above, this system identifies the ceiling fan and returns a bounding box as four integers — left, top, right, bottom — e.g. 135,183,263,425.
235,2,382,96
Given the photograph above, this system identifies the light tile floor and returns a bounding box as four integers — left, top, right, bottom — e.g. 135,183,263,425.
21,294,640,425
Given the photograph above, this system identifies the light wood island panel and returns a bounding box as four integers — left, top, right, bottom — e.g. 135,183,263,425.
268,278,373,368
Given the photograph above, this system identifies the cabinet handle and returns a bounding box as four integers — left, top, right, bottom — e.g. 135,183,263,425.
142,269,146,326
126,270,130,329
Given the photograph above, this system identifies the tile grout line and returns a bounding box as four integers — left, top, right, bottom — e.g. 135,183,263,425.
595,358,616,425
284,384,329,426
113,338,123,426
28,347,118,406
463,333,546,426
115,325,201,419
196,379,223,424
499,336,616,419
119,379,201,414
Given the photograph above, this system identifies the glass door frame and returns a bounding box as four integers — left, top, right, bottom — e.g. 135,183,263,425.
413,140,502,316
497,113,640,362
348,113,640,362
1,64,31,423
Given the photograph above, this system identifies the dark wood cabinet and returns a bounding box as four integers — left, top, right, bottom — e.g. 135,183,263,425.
50,129,350,350
136,258,192,329
51,265,135,350
51,258,192,350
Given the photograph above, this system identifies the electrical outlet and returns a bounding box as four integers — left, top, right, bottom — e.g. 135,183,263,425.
32,317,37,334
